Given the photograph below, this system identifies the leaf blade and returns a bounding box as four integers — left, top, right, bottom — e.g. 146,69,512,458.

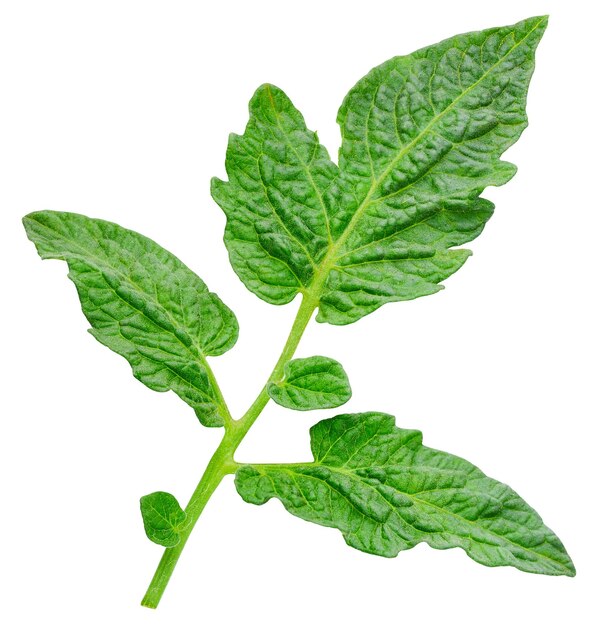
140,491,187,548
319,15,547,323
235,411,575,577
23,210,237,427
213,17,547,324
267,356,352,410
211,83,338,304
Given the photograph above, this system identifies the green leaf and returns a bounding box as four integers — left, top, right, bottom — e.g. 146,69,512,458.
23,211,237,427
235,411,575,577
211,83,336,304
212,16,547,324
267,356,351,410
140,491,187,547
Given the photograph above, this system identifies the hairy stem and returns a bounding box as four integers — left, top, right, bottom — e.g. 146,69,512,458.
141,293,317,608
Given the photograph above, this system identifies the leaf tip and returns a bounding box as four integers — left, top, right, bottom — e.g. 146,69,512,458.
538,14,549,27
251,82,275,108
519,14,549,30
210,176,224,191
520,15,549,41
250,82,294,119
22,211,41,235
562,553,576,577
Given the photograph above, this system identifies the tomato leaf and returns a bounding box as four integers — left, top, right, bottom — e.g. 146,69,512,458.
23,211,237,426
236,411,574,576
267,356,351,410
212,16,547,324
140,492,187,547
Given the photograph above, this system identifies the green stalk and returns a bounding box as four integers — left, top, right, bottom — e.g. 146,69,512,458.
141,293,317,608
140,431,236,608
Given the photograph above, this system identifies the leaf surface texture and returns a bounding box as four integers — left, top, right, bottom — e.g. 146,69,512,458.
140,491,187,547
235,411,574,576
23,211,237,426
212,16,547,324
267,356,351,410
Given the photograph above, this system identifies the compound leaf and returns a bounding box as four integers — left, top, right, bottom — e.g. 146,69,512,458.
212,16,547,324
23,210,237,427
235,411,574,576
140,491,187,547
267,356,351,410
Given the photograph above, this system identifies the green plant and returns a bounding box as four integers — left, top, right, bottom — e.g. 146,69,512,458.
23,15,574,609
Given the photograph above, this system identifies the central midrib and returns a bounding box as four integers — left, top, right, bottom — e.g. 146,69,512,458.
264,83,335,249
248,461,569,571
29,215,229,417
305,17,545,302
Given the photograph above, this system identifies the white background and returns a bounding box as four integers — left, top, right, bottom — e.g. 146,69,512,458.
0,1,589,624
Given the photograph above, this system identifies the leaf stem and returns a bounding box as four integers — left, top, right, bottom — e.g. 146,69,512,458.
202,357,233,425
140,430,237,608
141,293,317,608
231,293,318,445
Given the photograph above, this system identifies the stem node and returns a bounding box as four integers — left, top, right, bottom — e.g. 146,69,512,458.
141,295,317,608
